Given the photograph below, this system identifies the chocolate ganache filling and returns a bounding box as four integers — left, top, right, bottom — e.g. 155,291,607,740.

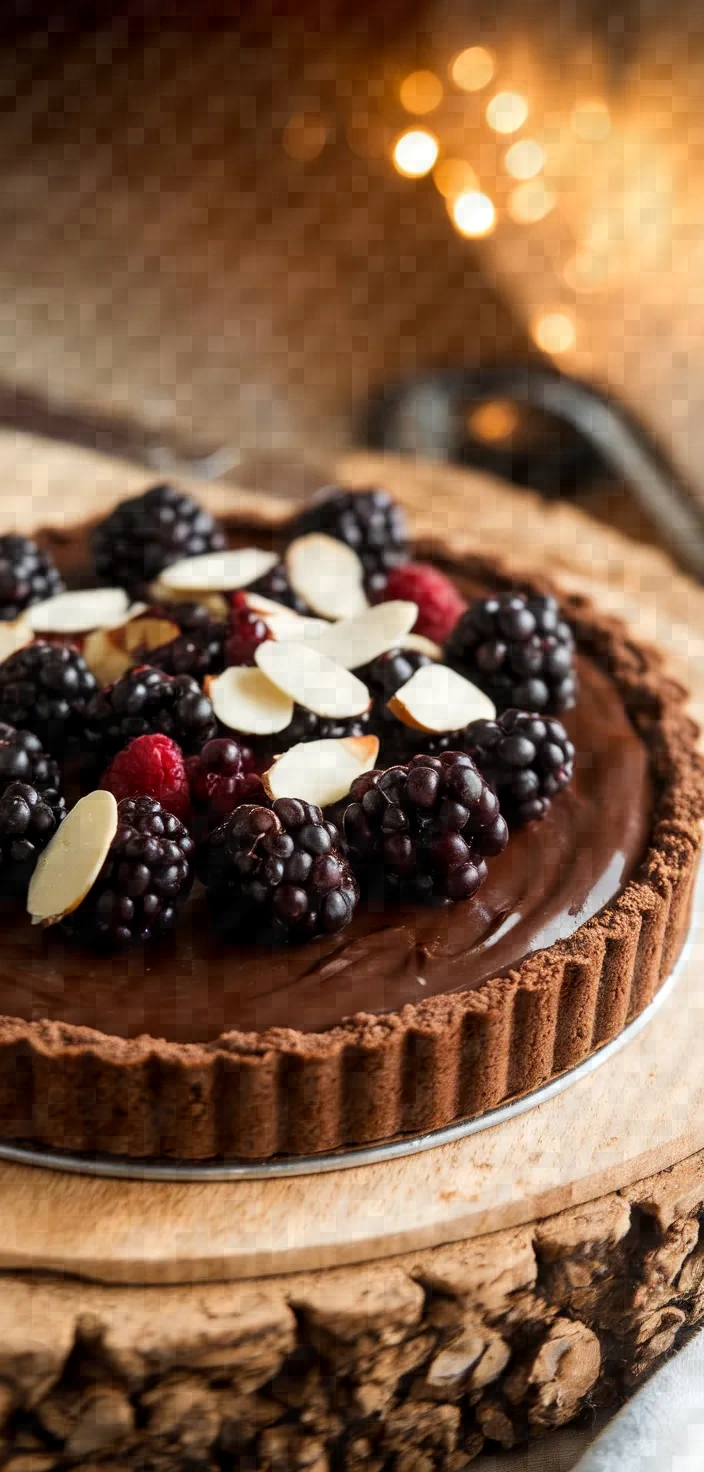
0,651,651,1041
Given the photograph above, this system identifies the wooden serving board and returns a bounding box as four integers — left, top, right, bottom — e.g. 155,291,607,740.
0,899,702,1285
0,441,700,1288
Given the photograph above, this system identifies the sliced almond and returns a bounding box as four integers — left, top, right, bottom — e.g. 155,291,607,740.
264,612,331,644
243,591,301,618
83,615,180,686
388,663,496,732
27,587,131,636
205,666,294,735
121,615,179,656
400,631,443,660
159,547,278,594
282,600,418,670
255,641,371,720
262,735,380,808
0,616,32,663
149,579,229,620
28,790,118,927
285,533,368,620
243,594,335,646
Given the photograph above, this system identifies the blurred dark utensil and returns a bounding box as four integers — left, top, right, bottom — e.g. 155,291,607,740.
366,364,704,583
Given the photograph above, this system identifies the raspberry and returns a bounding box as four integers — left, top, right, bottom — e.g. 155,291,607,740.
225,594,270,667
0,723,60,796
463,709,575,824
203,800,358,941
187,737,266,827
445,592,577,715
63,796,194,948
99,734,192,825
376,563,467,645
289,488,408,593
84,665,216,758
344,751,508,903
0,642,97,753
91,483,226,596
0,780,66,895
0,535,64,620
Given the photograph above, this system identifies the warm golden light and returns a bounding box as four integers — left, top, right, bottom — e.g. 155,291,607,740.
571,99,611,141
399,70,443,114
282,112,329,162
562,249,612,293
533,311,576,355
450,46,495,92
504,139,545,180
467,400,520,443
451,190,496,237
508,179,555,223
392,129,439,177
486,91,529,134
433,158,478,199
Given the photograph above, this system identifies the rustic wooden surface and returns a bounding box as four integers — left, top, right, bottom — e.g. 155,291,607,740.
0,1148,704,1469
0,437,701,1466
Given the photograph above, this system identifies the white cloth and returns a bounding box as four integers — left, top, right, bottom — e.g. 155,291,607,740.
574,1331,704,1471
473,1331,704,1472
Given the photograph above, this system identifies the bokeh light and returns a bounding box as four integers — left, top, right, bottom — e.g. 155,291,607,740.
433,158,478,199
508,179,556,223
562,249,613,293
571,99,611,141
450,46,495,92
282,112,329,162
504,139,545,180
532,311,576,354
486,91,529,134
467,400,520,443
399,70,443,115
451,190,496,237
392,129,439,177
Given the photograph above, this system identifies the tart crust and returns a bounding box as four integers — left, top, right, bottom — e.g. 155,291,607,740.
0,546,701,1161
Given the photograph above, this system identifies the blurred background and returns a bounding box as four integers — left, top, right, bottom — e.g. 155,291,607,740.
2,1,704,572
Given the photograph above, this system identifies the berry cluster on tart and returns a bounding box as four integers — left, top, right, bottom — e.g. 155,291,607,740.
0,482,699,1161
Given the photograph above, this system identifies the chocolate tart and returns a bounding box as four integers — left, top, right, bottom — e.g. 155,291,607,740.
0,524,701,1162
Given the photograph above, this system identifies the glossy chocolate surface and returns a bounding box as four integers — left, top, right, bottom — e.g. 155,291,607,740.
0,656,651,1040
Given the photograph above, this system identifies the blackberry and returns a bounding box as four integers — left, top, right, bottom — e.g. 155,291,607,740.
91,483,226,596
344,751,508,903
187,737,266,827
0,723,60,795
362,647,432,740
149,600,220,634
289,488,408,594
0,535,64,620
225,594,270,667
248,561,307,614
84,665,217,757
148,623,226,681
274,707,370,752
463,709,575,824
63,796,194,948
204,800,358,942
0,781,66,896
0,642,97,753
445,592,577,715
